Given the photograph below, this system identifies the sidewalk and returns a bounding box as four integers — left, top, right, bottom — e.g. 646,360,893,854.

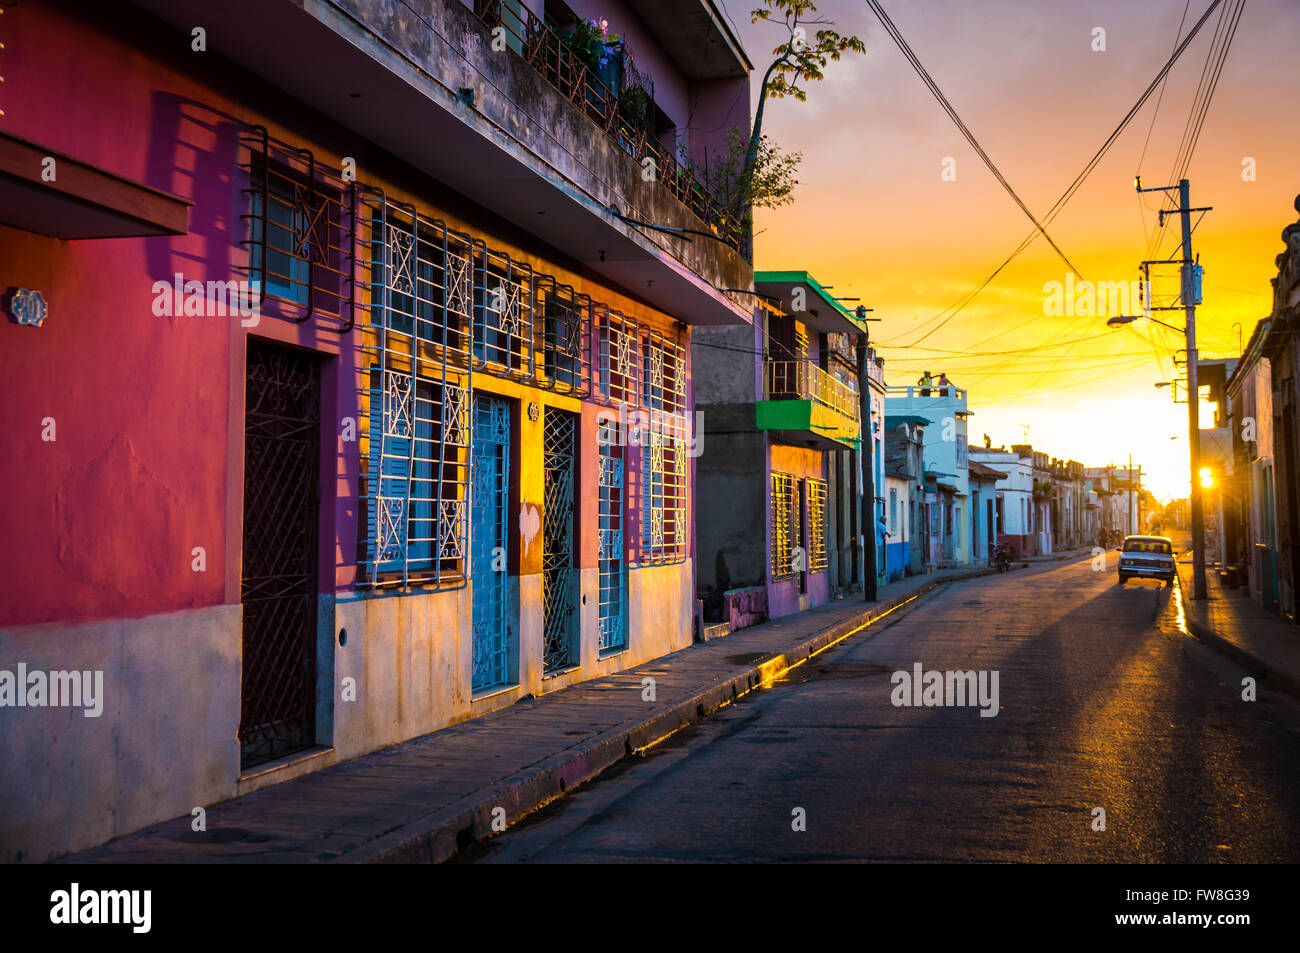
59,564,1006,865
1175,554,1300,700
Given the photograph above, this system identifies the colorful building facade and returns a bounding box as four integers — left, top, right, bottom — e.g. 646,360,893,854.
0,0,754,861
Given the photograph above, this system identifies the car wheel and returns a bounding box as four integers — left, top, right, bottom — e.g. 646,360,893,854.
1117,575,1126,585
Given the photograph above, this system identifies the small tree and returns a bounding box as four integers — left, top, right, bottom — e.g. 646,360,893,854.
735,1,866,221
685,127,802,221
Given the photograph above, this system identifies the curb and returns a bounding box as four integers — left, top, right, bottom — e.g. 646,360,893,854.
1174,564,1300,703
344,566,997,864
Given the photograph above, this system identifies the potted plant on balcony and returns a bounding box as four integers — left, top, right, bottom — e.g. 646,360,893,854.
618,82,650,126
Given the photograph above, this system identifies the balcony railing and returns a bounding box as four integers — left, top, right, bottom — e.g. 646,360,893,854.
764,360,860,422
885,384,967,402
474,0,747,258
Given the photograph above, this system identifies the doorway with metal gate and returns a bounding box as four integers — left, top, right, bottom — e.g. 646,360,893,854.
542,408,578,673
240,338,322,769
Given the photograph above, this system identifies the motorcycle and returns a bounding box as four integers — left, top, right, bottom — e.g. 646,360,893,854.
992,544,1012,573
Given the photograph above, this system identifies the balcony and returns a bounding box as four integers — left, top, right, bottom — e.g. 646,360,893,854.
132,0,754,326
756,360,860,451
884,383,970,419
474,0,745,257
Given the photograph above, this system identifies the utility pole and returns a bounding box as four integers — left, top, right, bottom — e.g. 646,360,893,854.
1128,453,1134,535
1137,464,1143,533
854,305,881,601
1127,176,1210,598
1178,179,1208,599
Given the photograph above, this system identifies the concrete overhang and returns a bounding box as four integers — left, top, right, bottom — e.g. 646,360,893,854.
755,271,866,335
626,0,752,79
0,131,190,239
131,0,753,326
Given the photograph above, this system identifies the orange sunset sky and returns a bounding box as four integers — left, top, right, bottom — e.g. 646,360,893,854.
724,0,1299,500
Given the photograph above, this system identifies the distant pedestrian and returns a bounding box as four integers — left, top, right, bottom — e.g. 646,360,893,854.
918,371,933,396
937,372,951,395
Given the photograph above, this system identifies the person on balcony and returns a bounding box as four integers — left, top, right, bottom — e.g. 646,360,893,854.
917,371,933,396
937,372,951,396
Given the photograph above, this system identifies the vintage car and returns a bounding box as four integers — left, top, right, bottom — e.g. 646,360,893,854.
1117,535,1176,585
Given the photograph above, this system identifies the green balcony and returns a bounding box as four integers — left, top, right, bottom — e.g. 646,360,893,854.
757,359,860,451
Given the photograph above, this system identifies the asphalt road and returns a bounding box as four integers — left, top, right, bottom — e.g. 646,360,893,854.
462,554,1300,862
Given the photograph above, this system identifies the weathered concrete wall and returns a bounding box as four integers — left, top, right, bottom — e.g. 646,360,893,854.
693,323,760,405
0,604,241,863
694,403,765,590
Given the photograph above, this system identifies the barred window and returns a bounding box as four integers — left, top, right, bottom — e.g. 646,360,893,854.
240,126,352,326
639,331,688,565
474,245,534,378
359,367,469,588
535,277,590,396
807,478,828,572
358,191,473,361
771,471,802,579
596,305,638,406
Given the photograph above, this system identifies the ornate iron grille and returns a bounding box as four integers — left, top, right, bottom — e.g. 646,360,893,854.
639,331,688,565
238,125,355,331
595,304,639,406
471,394,513,691
240,339,321,769
598,435,627,653
355,186,471,591
807,478,828,573
542,408,578,673
356,186,473,366
771,471,800,580
473,245,535,380
534,275,591,398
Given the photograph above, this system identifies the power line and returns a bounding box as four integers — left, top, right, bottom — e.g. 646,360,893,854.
878,0,1226,350
864,0,1081,277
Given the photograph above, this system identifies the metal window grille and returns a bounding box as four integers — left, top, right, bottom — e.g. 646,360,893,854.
534,275,591,397
356,186,473,366
598,433,627,653
771,471,801,579
359,367,469,588
639,331,688,565
807,478,828,573
238,125,355,330
542,408,579,673
355,188,470,590
473,244,535,380
595,304,639,406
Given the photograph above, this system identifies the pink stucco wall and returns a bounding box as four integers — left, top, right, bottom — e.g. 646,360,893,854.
0,0,700,627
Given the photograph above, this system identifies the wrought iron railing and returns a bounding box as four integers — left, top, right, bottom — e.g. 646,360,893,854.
474,0,747,258
764,359,861,422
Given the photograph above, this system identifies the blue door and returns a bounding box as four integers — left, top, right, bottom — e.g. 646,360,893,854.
471,394,511,691
597,440,627,653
